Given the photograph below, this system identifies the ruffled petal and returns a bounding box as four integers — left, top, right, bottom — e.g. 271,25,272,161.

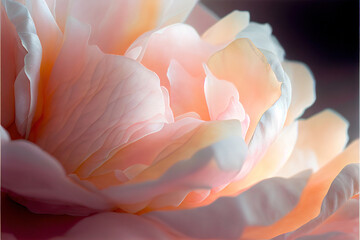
29,18,168,176
277,110,349,177
2,0,43,136
1,140,112,215
100,120,246,212
201,10,249,45
283,61,316,125
146,170,311,239
207,38,282,143
52,0,196,55
275,163,359,239
54,212,173,240
242,140,359,239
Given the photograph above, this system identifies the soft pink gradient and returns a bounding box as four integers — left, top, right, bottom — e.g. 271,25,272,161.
1,1,359,239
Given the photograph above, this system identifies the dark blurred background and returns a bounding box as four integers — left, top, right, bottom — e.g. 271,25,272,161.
202,0,359,142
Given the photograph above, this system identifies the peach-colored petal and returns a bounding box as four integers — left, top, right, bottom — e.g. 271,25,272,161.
146,170,311,239
185,2,218,35
91,117,202,179
1,140,112,215
283,61,316,125
277,110,349,177
54,212,174,240
202,10,249,45
207,38,281,143
52,0,196,55
167,60,209,118
275,163,359,239
29,18,168,176
100,120,247,212
308,199,359,236
242,140,359,239
2,0,43,136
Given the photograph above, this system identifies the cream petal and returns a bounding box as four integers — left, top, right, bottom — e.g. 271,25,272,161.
1,125,11,141
29,18,167,177
202,10,249,45
157,0,197,26
146,170,311,239
1,140,112,215
275,163,359,239
237,22,285,61
207,38,282,143
277,110,349,178
2,0,43,136
283,61,316,125
101,126,247,212
242,140,359,239
54,212,173,240
185,2,218,35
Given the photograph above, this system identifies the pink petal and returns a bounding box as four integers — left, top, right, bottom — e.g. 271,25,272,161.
53,0,196,55
146,170,311,239
54,212,174,240
29,18,168,176
2,193,83,239
101,121,247,212
1,140,112,215
2,0,43,136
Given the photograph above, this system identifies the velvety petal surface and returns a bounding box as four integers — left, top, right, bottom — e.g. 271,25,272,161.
146,170,311,239
29,18,168,176
242,140,359,239
1,140,112,215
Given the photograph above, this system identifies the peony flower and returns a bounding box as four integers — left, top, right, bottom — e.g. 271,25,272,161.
1,0,359,239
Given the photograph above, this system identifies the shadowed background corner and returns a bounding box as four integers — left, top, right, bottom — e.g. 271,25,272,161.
202,0,359,143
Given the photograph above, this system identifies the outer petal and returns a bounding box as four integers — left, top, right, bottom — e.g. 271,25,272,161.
1,140,112,215
207,38,282,143
52,0,196,55
100,120,247,212
146,170,311,239
283,60,316,125
275,163,359,239
29,18,168,176
53,212,174,240
2,0,43,136
277,110,349,177
242,140,359,239
201,10,249,45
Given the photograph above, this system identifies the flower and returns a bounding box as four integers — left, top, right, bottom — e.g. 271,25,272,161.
1,0,359,239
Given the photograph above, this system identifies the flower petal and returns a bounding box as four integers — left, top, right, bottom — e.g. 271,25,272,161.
100,120,247,212
242,140,359,239
2,0,43,136
207,38,282,143
275,163,359,239
146,170,311,239
1,140,112,215
283,61,316,125
202,10,249,45
277,110,349,177
54,212,173,240
29,18,167,176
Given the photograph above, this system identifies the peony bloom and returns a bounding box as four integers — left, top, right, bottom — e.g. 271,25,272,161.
1,0,359,239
